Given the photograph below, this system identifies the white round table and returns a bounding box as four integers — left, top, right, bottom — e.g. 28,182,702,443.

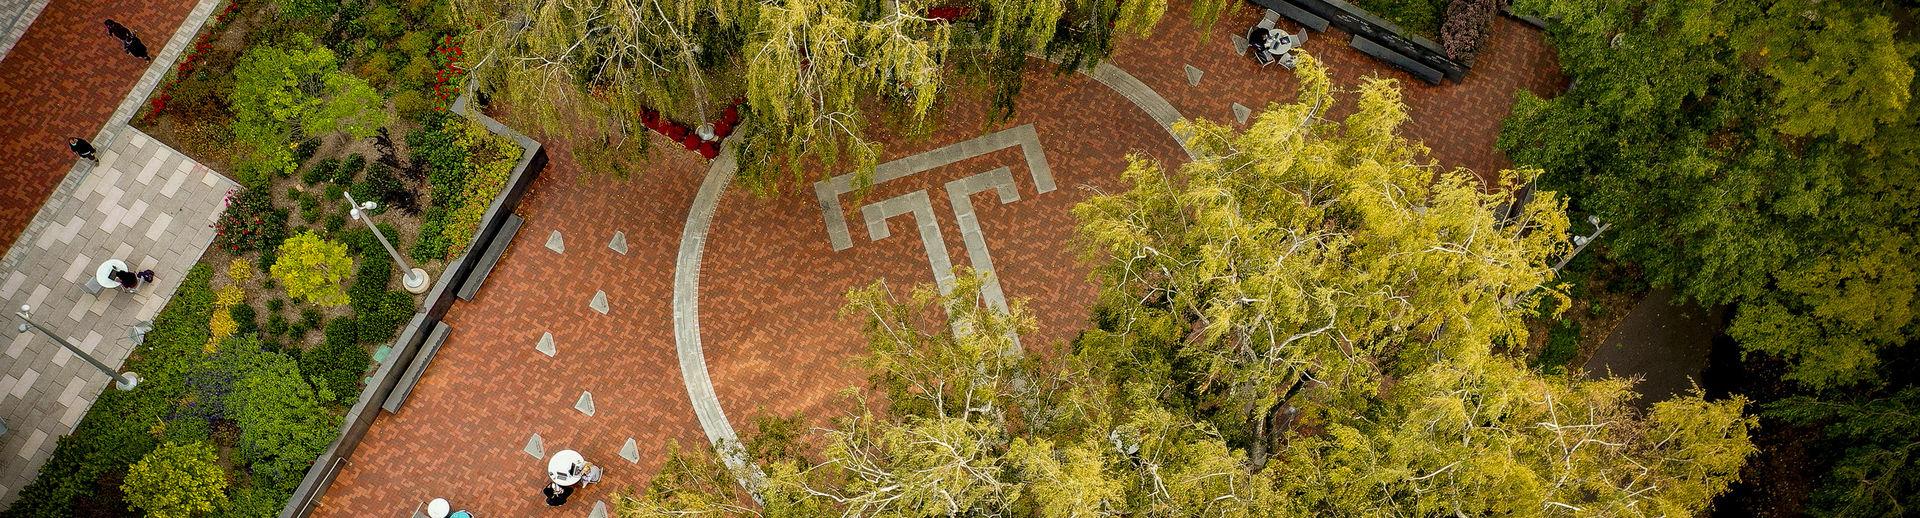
94,259,128,288
548,449,584,485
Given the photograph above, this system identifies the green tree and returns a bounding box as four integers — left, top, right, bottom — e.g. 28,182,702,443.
121,441,228,518
271,231,354,307
229,34,388,183
1772,388,1920,516
1073,53,1569,465
457,0,1181,190
1500,0,1919,390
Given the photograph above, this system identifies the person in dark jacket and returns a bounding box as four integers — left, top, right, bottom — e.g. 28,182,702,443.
542,482,573,506
68,137,97,162
103,19,149,61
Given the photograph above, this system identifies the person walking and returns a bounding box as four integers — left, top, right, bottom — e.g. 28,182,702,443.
103,19,149,62
68,137,97,163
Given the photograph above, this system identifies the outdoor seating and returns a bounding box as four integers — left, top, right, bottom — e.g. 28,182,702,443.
1248,26,1307,69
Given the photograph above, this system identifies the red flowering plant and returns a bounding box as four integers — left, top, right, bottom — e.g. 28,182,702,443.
210,187,289,255
144,1,243,122
429,34,468,112
637,98,745,161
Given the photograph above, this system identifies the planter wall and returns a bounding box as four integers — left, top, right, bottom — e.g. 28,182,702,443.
278,92,547,518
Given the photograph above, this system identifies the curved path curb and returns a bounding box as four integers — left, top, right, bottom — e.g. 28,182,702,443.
671,61,1190,487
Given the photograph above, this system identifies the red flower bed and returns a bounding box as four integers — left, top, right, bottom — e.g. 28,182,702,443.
144,1,243,122
638,99,743,161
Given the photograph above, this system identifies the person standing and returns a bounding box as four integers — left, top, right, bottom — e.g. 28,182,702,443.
103,19,149,62
68,137,97,163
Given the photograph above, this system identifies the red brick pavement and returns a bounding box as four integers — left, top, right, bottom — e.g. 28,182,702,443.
314,139,713,516
318,4,1563,514
0,0,197,252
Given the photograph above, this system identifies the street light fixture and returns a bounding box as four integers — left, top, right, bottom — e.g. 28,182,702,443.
15,305,138,390
345,192,431,294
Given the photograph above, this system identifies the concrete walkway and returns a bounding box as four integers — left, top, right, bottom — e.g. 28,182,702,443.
0,128,235,506
1582,289,1721,406
0,0,228,507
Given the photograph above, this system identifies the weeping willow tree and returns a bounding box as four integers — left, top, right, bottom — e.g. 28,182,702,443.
456,0,1189,190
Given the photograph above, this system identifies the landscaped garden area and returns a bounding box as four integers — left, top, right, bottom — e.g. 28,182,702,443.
1,0,521,515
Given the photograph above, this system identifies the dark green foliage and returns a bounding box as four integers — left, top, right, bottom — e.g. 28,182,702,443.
212,187,289,255
1533,320,1581,375
323,316,359,350
230,303,259,338
257,248,277,275
1352,0,1445,36
338,153,367,182
351,163,405,207
1772,388,1920,516
293,137,322,165
302,157,339,185
267,312,289,337
300,308,323,330
267,298,285,312
323,211,346,234
301,336,371,404
357,290,416,345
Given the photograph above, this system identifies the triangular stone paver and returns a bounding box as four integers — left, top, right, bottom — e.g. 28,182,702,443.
619,437,640,464
589,290,609,315
590,501,608,518
1185,64,1204,86
608,231,628,255
536,332,557,357
575,391,596,416
1232,102,1252,125
524,433,545,459
546,230,566,253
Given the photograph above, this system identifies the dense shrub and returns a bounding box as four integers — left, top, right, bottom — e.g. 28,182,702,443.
272,231,355,307
122,441,229,518
301,336,372,404
352,163,407,208
1533,319,1581,374
338,154,367,183
301,308,324,330
226,337,341,490
229,34,387,180
1440,0,1503,64
1355,0,1446,37
229,303,259,338
358,290,417,344
267,312,290,337
211,188,289,255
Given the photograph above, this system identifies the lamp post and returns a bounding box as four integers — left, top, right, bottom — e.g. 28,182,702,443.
1553,215,1612,273
15,305,138,390
345,191,430,294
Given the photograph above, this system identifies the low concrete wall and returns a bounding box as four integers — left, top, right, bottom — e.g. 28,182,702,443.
279,95,547,518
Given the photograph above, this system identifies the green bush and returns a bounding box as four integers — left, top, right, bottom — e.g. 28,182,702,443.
358,290,416,345
337,154,367,183
267,312,289,337
302,158,339,185
230,303,259,338
301,308,323,330
323,316,359,350
212,187,289,255
352,163,405,206
1534,319,1582,374
301,337,372,404
322,212,345,234
161,417,211,445
271,231,354,307
392,89,434,124
122,441,229,518
226,337,341,490
267,298,285,312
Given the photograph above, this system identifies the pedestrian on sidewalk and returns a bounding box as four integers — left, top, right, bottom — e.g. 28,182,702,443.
103,19,149,62
68,137,97,162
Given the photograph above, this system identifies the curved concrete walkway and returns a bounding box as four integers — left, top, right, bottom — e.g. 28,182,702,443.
670,60,1191,482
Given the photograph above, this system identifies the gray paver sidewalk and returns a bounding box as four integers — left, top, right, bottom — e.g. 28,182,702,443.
0,129,235,506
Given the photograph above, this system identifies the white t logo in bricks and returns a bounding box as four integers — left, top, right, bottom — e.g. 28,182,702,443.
814,124,1054,323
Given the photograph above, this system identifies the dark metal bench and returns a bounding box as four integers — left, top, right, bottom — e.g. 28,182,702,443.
1350,35,1444,84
